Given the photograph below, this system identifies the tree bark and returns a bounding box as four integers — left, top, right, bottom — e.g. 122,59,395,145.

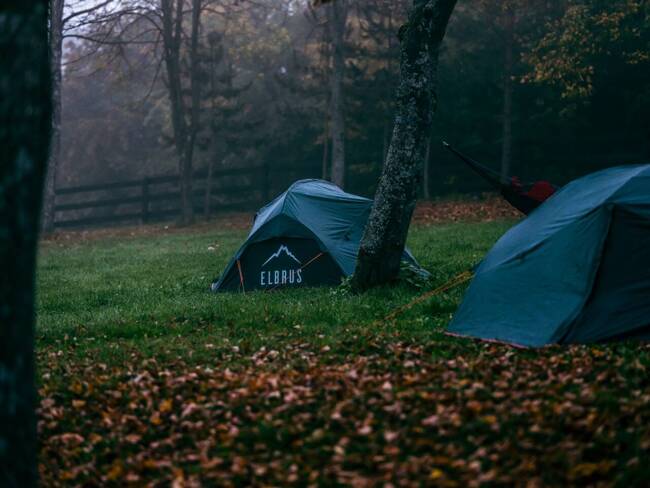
500,5,514,183
182,0,202,225
204,159,214,218
0,2,51,486
161,0,196,226
328,0,347,188
42,0,64,233
352,0,457,291
321,19,331,181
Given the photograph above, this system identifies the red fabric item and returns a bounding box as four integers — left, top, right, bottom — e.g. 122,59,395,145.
526,181,556,202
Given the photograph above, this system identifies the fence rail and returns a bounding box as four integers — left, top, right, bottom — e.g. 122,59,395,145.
53,162,321,230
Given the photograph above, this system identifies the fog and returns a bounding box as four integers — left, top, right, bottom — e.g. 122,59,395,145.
50,0,650,229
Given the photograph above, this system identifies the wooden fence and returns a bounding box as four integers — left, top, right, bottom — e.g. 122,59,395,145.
53,162,322,230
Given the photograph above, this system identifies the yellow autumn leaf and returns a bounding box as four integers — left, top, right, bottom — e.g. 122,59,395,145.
141,459,160,470
106,463,123,481
482,415,498,425
59,470,77,481
569,461,614,478
89,433,103,444
159,398,173,413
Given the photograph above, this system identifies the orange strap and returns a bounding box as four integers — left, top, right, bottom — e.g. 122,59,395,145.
266,252,324,292
300,252,323,271
236,259,245,293
383,271,473,322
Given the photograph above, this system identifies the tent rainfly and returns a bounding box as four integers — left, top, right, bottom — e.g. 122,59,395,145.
211,179,426,292
448,164,650,346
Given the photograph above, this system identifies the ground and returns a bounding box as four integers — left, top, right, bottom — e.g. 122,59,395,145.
37,199,650,486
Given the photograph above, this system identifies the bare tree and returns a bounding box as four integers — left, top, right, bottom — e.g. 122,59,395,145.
327,0,348,188
320,16,331,180
159,0,203,225
304,0,334,181
352,0,457,291
44,0,206,228
43,0,137,233
0,1,52,485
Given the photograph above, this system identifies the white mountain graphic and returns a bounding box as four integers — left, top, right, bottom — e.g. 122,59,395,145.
262,245,301,267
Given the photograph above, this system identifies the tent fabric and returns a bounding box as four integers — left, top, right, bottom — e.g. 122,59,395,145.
448,164,650,347
212,179,425,292
504,177,557,215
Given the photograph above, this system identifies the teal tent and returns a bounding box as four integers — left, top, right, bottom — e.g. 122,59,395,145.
448,164,650,346
212,179,425,292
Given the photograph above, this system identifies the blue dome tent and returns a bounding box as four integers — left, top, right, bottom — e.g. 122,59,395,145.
448,165,650,346
212,179,426,292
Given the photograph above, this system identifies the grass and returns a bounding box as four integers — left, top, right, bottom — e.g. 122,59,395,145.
36,220,511,365
36,218,650,486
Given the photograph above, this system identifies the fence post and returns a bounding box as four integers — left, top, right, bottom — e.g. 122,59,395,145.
141,177,150,224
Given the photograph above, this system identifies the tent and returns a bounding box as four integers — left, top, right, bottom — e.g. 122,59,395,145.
448,164,650,346
212,179,426,292
443,141,557,214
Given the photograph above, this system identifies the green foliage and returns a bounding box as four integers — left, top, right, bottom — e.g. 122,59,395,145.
524,0,650,100
59,0,650,200
331,274,353,296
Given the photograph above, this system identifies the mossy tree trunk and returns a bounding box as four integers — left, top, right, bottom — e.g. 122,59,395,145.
0,1,52,485
352,0,457,291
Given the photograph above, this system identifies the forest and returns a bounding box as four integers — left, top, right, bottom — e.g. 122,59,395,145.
52,0,650,226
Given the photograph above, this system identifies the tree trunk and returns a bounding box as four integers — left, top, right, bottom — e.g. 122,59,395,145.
0,2,51,486
329,0,347,188
180,148,194,225
204,160,214,218
352,0,457,292
42,0,64,233
161,0,193,225
321,20,331,181
181,0,202,225
500,5,514,183
321,115,329,179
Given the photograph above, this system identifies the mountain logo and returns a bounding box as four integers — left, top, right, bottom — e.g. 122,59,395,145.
262,245,301,267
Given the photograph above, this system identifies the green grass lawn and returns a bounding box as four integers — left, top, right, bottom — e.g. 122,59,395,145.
36,220,511,364
36,219,650,486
